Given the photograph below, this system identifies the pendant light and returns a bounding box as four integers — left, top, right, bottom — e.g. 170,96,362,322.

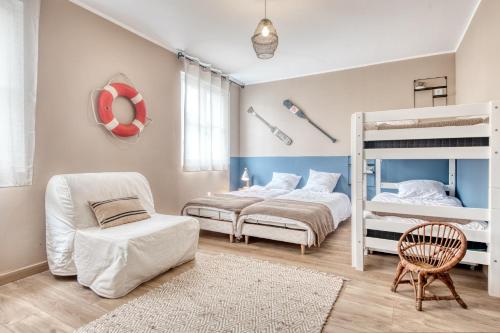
251,0,278,59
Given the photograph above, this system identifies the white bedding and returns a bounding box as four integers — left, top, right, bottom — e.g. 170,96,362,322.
227,185,290,199
366,192,488,231
237,189,352,246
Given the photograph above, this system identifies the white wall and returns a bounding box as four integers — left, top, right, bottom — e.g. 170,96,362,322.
456,0,500,104
239,54,455,157
0,0,240,276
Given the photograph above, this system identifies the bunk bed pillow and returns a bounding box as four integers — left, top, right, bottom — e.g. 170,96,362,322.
397,180,447,200
265,172,302,190
303,169,341,193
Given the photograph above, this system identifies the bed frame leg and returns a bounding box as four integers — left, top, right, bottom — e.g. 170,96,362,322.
300,244,305,255
244,235,249,244
229,234,234,243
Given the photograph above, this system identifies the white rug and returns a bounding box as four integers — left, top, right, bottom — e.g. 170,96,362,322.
77,253,344,333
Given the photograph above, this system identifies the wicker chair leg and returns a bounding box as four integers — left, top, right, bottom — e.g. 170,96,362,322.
416,273,425,311
391,262,405,292
439,273,467,309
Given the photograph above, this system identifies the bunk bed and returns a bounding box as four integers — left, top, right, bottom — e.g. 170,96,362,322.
351,101,499,297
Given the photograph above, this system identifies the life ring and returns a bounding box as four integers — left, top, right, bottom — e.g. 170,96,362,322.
97,83,147,137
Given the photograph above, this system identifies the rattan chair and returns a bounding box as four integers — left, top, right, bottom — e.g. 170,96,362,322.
391,222,468,311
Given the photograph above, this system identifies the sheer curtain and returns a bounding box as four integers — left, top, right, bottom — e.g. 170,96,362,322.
182,59,229,172
0,0,39,186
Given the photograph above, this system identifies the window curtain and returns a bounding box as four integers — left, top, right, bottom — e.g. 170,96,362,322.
182,59,229,172
0,0,40,186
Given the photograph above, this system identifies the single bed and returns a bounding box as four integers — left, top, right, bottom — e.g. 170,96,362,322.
366,192,488,230
365,187,489,257
236,188,351,254
182,173,301,242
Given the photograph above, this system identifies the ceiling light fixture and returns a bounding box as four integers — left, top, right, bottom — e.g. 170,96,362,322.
251,0,278,59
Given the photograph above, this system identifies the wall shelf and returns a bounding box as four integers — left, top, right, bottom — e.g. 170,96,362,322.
413,76,448,107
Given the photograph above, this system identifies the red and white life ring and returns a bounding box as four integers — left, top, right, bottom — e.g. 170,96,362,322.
98,83,147,137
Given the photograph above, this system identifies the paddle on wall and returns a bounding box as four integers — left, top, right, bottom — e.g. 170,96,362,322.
247,107,293,145
283,99,336,143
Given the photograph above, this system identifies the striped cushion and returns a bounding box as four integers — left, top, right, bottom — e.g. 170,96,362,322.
89,195,150,229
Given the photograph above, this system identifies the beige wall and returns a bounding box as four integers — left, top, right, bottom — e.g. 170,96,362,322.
240,54,455,157
456,0,500,104
0,0,239,275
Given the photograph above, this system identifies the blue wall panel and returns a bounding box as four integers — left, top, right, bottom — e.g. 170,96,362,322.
456,160,488,208
368,160,449,199
232,156,350,195
229,156,489,208
229,157,240,193
381,160,449,183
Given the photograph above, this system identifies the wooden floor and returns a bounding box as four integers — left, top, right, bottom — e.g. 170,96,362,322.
1,221,499,333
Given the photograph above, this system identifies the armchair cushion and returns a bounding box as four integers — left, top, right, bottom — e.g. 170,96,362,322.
74,214,199,298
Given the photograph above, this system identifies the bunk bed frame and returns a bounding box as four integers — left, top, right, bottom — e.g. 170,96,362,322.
351,101,500,297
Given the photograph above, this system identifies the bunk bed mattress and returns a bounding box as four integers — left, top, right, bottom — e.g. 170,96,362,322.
364,116,488,130
363,116,490,149
238,189,352,246
365,192,488,231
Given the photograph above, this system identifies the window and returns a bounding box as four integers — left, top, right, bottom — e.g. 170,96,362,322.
181,60,229,172
0,0,39,186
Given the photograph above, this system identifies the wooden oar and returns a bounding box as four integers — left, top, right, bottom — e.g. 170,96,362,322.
247,107,293,145
283,99,336,143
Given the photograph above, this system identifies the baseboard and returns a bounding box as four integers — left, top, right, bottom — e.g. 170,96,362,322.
0,261,49,286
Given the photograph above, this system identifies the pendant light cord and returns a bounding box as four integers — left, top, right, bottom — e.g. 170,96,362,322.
264,0,267,18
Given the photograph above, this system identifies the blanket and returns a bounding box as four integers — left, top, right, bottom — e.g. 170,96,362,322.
182,194,263,215
239,199,334,246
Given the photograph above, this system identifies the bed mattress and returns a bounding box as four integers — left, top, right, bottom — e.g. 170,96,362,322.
184,186,291,221
227,186,291,199
365,192,488,232
184,207,234,221
364,116,488,130
363,117,489,149
238,189,352,246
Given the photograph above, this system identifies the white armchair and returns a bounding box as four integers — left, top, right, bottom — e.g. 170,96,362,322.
45,172,199,298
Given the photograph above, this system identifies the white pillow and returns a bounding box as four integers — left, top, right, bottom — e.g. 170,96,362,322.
265,172,301,190
397,180,446,199
303,169,341,193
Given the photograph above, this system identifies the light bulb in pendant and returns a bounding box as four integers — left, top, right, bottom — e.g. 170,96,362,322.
261,26,270,37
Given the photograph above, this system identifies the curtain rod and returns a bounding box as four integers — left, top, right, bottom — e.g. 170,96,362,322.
177,51,245,88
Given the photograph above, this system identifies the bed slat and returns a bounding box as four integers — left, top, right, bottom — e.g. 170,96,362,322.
365,218,489,243
364,201,489,221
364,147,489,160
364,237,489,265
364,103,490,123
364,124,489,141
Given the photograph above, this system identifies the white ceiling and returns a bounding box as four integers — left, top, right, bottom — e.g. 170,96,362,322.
71,0,480,85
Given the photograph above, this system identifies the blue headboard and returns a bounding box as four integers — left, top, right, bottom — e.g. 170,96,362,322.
230,156,350,196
